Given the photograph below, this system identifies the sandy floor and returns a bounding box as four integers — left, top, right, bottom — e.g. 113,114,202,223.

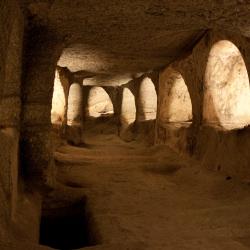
50,130,250,250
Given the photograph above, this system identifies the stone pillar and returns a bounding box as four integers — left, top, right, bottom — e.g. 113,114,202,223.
20,27,63,190
113,87,123,133
120,87,136,141
66,83,84,145
137,76,157,122
0,15,24,217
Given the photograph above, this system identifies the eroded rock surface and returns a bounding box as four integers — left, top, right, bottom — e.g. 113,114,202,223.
2,1,250,250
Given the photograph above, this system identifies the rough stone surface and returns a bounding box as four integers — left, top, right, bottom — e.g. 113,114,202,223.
158,66,192,123
87,87,114,118
203,40,250,129
120,87,136,140
66,83,84,145
137,77,157,122
67,83,83,126
155,30,250,179
3,1,250,249
21,0,250,85
53,132,250,250
51,70,67,126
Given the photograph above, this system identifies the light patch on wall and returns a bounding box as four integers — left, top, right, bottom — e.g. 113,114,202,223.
159,67,192,124
87,87,114,118
121,87,136,128
138,77,157,122
203,40,250,130
51,70,66,125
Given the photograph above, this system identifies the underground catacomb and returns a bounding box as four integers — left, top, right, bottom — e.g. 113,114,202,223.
1,1,250,250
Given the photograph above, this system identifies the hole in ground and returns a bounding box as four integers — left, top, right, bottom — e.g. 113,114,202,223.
39,199,99,250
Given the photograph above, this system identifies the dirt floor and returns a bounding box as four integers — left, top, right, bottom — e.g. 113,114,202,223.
46,126,250,250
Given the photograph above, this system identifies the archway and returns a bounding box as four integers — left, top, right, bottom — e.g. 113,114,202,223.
159,67,192,125
137,77,157,122
203,40,250,130
87,87,114,118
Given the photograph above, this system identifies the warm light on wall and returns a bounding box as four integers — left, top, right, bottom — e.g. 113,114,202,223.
87,87,114,118
138,77,157,122
159,67,192,124
51,70,66,125
203,40,250,130
67,83,83,126
121,87,136,128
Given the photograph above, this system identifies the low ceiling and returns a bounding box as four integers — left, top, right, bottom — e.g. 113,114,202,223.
22,0,250,85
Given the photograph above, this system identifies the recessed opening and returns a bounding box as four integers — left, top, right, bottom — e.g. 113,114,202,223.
39,200,98,250
87,86,114,118
203,40,250,130
159,67,192,126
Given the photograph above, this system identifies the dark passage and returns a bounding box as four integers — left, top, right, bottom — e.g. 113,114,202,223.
39,200,97,250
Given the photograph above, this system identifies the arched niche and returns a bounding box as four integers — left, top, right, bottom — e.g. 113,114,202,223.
159,67,192,125
67,83,83,126
51,70,66,125
137,77,157,122
87,87,114,118
203,40,250,130
121,87,136,128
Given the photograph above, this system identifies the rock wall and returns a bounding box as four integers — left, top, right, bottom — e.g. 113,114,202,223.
51,68,70,128
87,87,114,118
156,30,250,179
203,40,250,130
158,67,192,124
0,0,23,240
20,25,64,188
120,87,136,141
0,0,43,245
155,65,193,151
